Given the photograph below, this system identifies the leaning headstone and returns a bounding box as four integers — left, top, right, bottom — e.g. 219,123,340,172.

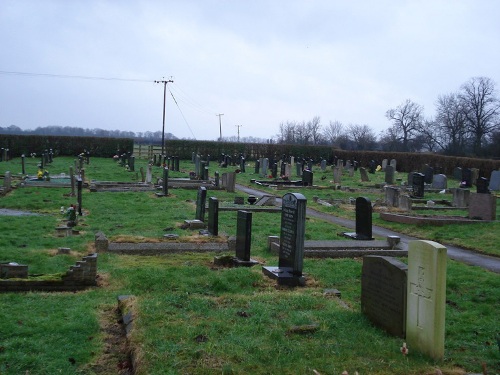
359,167,370,182
406,240,447,361
262,193,307,286
234,210,258,267
343,197,373,240
468,193,496,221
489,170,500,191
361,256,408,338
412,173,425,198
207,197,219,236
195,186,207,222
431,174,447,190
385,165,395,185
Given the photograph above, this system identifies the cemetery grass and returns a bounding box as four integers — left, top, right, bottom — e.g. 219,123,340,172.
0,157,499,374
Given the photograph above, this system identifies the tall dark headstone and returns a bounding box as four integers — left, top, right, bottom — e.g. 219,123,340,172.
271,163,278,178
262,193,307,286
207,197,219,236
195,186,207,222
361,256,408,338
369,160,376,174
461,168,472,188
343,197,373,240
412,173,425,198
21,154,26,175
156,167,169,197
77,177,83,216
254,159,260,174
476,177,490,194
423,165,434,184
234,210,258,266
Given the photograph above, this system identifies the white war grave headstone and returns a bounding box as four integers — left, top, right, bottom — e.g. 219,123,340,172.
406,240,447,361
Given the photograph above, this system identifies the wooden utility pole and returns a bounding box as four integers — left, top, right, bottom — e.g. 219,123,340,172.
154,78,174,156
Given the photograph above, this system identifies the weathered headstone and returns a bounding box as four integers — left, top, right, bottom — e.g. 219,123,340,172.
225,172,236,192
399,194,412,211
451,188,470,208
406,240,447,361
333,166,342,184
468,193,496,220
234,210,258,266
320,159,326,171
262,193,307,286
3,171,12,191
260,158,269,177
453,167,462,181
146,164,152,184
362,256,408,338
207,197,219,236
489,170,500,191
385,165,395,185
390,159,397,171
385,186,400,207
369,160,376,174
381,159,388,171
431,174,447,190
195,186,207,222
359,167,370,182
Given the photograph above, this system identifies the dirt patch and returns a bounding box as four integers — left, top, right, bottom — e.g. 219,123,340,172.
81,305,133,375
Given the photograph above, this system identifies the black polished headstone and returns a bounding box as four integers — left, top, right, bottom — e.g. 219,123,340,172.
235,210,254,263
462,168,472,188
412,173,425,198
423,165,434,184
254,159,260,174
302,170,313,186
207,197,219,236
262,193,307,286
476,177,490,194
195,186,207,222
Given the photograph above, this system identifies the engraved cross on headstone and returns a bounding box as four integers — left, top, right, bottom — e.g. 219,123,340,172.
409,266,432,329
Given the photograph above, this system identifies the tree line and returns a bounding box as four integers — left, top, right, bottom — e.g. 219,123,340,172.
275,76,500,158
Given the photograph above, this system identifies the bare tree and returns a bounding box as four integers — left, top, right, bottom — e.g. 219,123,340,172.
433,93,468,155
276,121,296,144
385,99,424,151
459,76,500,155
346,124,377,150
306,116,323,145
322,120,344,146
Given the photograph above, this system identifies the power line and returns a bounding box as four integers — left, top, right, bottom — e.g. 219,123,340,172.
0,70,152,83
167,85,197,140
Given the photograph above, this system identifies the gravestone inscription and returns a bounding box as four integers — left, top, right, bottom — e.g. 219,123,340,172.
262,193,307,286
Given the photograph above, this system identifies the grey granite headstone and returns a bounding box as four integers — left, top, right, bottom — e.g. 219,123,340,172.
489,170,500,191
385,165,395,185
361,256,408,338
359,167,370,182
385,186,399,207
333,166,342,184
431,174,447,190
381,159,388,171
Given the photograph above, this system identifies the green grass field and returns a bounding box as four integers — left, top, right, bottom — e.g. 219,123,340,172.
0,155,499,374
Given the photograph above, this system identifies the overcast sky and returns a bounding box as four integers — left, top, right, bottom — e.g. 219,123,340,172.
1,1,500,141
